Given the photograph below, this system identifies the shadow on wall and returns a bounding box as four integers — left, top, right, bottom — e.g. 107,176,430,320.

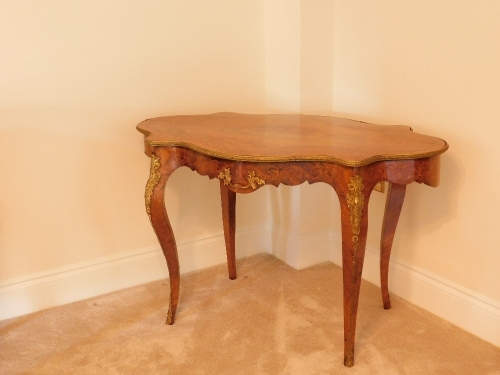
164,165,270,255
165,166,223,242
390,152,461,264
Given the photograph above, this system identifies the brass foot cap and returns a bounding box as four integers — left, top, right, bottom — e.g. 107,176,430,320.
344,356,354,367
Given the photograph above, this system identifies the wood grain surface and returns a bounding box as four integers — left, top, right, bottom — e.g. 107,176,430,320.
137,112,448,166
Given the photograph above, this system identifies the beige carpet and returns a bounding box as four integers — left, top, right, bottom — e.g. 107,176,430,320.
1,254,499,374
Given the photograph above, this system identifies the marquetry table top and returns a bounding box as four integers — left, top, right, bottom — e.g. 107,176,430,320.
137,112,448,167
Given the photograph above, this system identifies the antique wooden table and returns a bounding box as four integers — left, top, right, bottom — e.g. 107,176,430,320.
137,112,448,367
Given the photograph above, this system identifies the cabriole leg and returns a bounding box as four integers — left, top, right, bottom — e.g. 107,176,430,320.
145,154,180,325
380,183,406,309
339,174,370,367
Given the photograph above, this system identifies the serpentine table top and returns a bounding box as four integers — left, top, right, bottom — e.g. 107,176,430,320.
137,112,448,367
138,112,447,165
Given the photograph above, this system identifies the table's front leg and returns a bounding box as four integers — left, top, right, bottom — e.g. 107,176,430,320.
145,153,180,325
339,174,370,367
220,181,237,280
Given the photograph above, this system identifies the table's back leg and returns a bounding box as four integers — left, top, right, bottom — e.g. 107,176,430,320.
145,154,180,325
220,181,237,280
380,183,406,309
339,174,370,367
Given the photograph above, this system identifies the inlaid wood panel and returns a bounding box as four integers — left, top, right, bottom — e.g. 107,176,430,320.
137,112,448,166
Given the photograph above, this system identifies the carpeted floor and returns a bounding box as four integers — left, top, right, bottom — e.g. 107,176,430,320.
1,253,499,374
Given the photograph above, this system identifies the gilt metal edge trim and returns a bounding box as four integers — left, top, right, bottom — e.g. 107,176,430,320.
143,140,448,167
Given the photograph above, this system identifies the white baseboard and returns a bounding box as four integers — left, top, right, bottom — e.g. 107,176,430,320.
270,225,301,268
272,228,500,347
2,224,499,349
0,222,271,321
270,225,333,270
329,233,500,348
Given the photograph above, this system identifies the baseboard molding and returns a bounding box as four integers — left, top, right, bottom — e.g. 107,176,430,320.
270,225,301,268
0,222,271,321
270,225,333,270
2,224,499,349
282,228,500,348
330,233,500,348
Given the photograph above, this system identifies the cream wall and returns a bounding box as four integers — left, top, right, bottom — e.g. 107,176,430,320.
265,0,500,346
0,1,267,283
265,1,337,268
333,0,500,302
1,0,499,346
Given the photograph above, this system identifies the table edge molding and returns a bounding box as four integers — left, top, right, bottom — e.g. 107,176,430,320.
143,139,448,167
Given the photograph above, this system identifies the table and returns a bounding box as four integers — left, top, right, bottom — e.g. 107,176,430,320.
137,112,448,367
